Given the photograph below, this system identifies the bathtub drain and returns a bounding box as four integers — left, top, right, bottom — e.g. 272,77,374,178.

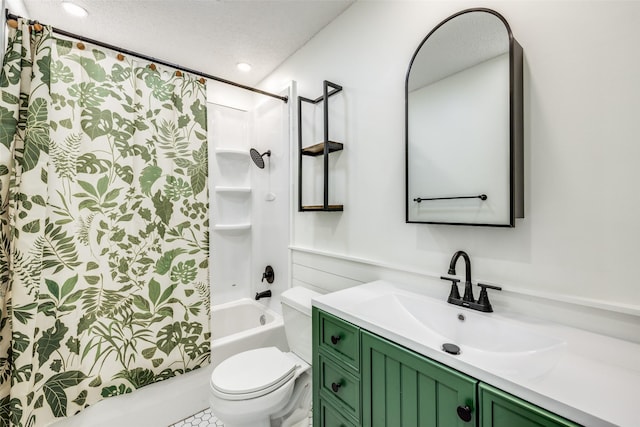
259,314,266,325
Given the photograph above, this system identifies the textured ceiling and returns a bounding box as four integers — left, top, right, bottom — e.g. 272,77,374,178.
17,0,354,87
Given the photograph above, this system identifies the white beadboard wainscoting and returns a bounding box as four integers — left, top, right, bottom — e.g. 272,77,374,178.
292,246,640,344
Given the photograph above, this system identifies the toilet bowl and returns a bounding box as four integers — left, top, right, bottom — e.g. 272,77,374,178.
209,287,319,427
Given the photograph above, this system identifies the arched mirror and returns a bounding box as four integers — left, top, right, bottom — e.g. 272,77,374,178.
405,8,523,227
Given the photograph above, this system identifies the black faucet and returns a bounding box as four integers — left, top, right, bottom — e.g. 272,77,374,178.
441,251,502,312
255,290,272,300
448,250,474,302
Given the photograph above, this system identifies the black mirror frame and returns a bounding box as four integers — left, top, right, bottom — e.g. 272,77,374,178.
405,8,524,227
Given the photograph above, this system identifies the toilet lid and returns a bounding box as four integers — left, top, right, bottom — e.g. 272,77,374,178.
211,347,298,400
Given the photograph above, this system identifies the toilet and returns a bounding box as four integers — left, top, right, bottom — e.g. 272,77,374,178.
209,287,320,427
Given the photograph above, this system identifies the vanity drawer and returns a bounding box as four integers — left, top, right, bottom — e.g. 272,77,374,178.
318,399,357,427
319,354,360,420
317,310,360,371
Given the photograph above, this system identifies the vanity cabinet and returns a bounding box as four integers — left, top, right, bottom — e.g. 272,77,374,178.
362,330,476,426
313,308,582,427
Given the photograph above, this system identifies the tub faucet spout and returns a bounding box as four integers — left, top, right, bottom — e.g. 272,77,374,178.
255,290,272,300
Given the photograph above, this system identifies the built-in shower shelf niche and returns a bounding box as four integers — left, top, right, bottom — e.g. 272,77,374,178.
214,147,250,188
214,187,251,226
214,186,252,193
298,80,344,212
301,141,343,157
215,148,250,157
213,223,252,231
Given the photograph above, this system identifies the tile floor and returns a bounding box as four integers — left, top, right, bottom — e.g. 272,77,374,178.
169,408,313,427
169,409,223,427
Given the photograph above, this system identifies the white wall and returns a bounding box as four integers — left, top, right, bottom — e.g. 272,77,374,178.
260,1,640,323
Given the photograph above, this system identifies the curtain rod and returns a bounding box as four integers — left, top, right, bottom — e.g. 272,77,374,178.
4,10,288,103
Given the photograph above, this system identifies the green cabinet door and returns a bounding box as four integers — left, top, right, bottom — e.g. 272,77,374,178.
362,331,477,427
479,383,582,427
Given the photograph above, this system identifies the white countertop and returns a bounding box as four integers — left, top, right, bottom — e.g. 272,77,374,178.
312,280,640,427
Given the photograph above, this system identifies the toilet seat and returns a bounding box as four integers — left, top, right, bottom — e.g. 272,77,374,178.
211,347,298,401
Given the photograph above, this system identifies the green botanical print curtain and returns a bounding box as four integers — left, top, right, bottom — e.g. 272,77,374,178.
0,19,210,427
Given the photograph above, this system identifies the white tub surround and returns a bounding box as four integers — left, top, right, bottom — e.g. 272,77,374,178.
313,280,640,427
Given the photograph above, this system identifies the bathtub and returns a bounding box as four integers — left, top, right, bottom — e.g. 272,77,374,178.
210,298,288,368
51,298,288,427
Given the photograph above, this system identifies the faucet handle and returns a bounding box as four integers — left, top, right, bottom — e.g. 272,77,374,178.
440,276,461,302
478,283,502,291
476,283,502,312
261,265,274,284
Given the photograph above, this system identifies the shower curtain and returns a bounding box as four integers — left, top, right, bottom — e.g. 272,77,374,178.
0,19,210,427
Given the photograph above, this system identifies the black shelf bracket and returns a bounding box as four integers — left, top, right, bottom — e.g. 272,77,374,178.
298,80,344,212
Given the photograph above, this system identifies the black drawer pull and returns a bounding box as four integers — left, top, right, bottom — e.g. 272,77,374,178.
330,334,341,345
457,405,472,422
331,381,342,393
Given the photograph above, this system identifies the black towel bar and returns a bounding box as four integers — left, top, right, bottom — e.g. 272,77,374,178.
414,194,487,203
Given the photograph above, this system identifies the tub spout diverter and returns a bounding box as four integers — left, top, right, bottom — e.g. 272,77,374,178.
255,290,272,300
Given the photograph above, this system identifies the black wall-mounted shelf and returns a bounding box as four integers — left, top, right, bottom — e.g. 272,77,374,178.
301,141,344,157
298,81,344,212
299,205,344,212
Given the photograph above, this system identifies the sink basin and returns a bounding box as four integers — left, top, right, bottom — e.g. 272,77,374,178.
349,287,566,379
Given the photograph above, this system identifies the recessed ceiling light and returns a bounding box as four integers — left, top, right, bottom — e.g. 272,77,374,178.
62,1,88,17
237,62,252,72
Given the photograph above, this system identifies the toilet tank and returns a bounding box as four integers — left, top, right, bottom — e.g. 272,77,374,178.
280,286,321,364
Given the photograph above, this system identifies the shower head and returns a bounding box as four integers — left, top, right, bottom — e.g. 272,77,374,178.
249,148,271,169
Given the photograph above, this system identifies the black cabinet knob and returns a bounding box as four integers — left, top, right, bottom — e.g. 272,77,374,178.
457,405,473,422
330,335,341,345
331,381,342,393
